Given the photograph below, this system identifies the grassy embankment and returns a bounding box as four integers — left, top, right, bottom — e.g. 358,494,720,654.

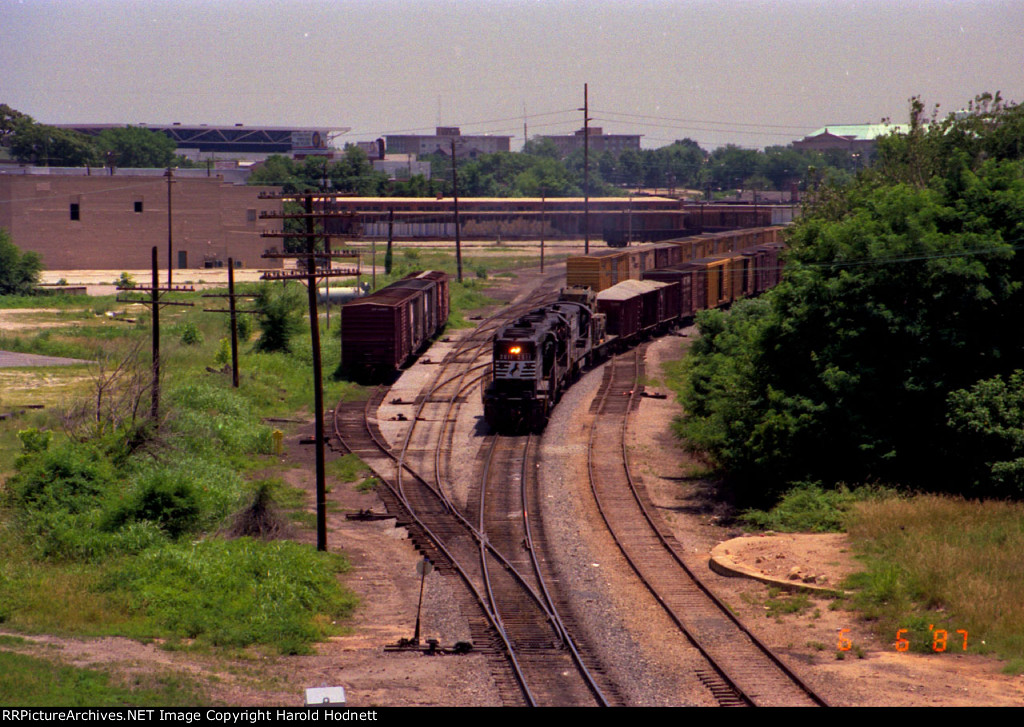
0,252,506,704
659,347,1024,674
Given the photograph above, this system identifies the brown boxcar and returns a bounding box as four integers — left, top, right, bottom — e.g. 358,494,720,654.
643,266,698,318
596,279,678,339
341,270,449,376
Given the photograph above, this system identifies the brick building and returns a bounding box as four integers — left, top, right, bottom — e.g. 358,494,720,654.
0,168,282,270
385,127,511,159
540,127,642,157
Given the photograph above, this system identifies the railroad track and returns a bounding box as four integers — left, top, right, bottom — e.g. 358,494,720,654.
586,346,829,707
333,282,611,706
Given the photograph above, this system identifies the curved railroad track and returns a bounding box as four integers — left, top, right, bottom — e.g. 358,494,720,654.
585,346,829,707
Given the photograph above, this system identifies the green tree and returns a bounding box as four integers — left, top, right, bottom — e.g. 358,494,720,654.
678,95,1024,501
948,370,1024,495
254,284,305,353
0,228,43,295
8,119,97,166
94,127,176,168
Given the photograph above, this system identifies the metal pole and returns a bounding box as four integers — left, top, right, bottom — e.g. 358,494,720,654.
228,257,239,388
304,194,328,552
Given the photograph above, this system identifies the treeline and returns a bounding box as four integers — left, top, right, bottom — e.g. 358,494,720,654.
678,93,1024,502
247,138,859,199
0,104,190,168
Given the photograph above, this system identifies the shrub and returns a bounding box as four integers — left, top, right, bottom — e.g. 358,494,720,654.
0,229,42,296
17,428,51,455
8,442,116,514
103,471,201,539
178,321,203,346
254,284,304,353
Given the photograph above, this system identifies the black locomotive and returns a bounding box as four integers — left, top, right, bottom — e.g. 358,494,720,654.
483,288,603,433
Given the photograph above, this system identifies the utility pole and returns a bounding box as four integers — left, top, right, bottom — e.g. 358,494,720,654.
165,168,175,288
116,246,194,425
451,138,463,283
580,84,592,254
540,193,546,272
201,258,259,388
257,192,362,552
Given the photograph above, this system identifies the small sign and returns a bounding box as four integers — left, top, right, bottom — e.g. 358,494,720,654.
416,558,433,577
305,686,346,706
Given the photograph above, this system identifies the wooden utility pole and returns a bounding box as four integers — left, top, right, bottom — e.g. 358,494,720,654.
116,246,194,425
581,84,592,255
165,168,175,287
303,194,329,553
451,139,463,283
540,193,546,272
151,248,160,419
201,258,259,388
256,191,362,552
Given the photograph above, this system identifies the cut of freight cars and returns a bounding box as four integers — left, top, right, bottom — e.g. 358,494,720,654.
340,270,449,380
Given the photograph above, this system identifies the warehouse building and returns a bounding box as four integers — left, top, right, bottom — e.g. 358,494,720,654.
0,168,283,270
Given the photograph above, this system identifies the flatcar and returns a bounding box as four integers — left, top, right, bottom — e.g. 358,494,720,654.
340,270,449,380
485,229,788,433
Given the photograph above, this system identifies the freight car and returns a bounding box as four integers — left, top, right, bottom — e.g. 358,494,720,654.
484,232,787,433
340,270,449,380
570,226,785,293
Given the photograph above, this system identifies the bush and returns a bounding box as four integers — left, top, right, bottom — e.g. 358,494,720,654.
17,428,51,455
254,284,304,353
103,471,201,539
739,482,898,533
8,442,117,514
0,229,42,296
178,321,203,346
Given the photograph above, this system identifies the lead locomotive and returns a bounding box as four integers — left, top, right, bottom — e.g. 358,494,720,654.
483,288,604,433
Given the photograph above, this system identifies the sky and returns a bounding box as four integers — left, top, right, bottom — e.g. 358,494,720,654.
2,0,1023,152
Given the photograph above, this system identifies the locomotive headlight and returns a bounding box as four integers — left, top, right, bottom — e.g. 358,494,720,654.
509,346,522,355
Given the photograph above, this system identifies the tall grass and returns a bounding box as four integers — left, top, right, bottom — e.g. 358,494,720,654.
845,495,1024,668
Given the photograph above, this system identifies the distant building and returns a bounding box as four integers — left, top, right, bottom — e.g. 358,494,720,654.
55,123,351,161
792,123,908,161
0,167,282,270
540,127,642,157
385,127,511,159
350,140,432,180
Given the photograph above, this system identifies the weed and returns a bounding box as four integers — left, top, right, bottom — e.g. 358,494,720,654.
844,495,1024,666
110,538,356,654
327,454,369,483
356,477,379,493
764,589,812,618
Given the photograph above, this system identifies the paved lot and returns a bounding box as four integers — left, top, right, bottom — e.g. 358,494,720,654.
0,350,92,368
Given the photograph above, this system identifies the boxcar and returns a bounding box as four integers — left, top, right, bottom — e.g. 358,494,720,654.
341,270,449,377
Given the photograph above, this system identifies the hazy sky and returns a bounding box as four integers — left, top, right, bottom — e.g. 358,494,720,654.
3,0,1023,151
